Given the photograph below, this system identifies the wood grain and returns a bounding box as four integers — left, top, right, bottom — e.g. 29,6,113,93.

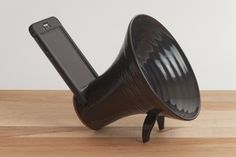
0,90,236,157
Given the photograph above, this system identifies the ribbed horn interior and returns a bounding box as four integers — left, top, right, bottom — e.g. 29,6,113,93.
130,15,200,119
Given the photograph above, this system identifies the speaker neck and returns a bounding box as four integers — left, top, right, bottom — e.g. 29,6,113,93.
73,35,162,130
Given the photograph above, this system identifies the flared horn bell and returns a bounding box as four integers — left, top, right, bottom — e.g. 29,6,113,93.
73,14,200,143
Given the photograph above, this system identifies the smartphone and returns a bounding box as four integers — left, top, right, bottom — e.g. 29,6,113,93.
29,17,98,97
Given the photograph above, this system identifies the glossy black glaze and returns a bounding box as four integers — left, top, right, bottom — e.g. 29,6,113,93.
74,31,160,129
73,14,201,137
131,15,200,119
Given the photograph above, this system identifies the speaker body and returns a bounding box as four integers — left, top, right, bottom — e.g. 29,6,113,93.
73,15,200,142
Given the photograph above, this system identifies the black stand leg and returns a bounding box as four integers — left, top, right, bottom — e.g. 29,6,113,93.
142,112,157,143
142,110,165,143
157,116,165,130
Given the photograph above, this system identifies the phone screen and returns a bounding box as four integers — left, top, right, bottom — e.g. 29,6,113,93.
41,27,96,90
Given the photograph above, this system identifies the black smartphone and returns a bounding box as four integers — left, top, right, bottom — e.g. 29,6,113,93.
29,17,98,96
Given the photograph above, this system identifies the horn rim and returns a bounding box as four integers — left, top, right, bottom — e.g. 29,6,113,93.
128,14,201,120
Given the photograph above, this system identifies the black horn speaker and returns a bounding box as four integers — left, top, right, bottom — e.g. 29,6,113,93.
30,14,200,143
73,14,200,143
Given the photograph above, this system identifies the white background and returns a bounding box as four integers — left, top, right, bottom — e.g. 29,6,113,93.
0,0,235,90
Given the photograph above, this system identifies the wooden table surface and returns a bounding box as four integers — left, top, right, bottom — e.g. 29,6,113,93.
0,90,236,157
